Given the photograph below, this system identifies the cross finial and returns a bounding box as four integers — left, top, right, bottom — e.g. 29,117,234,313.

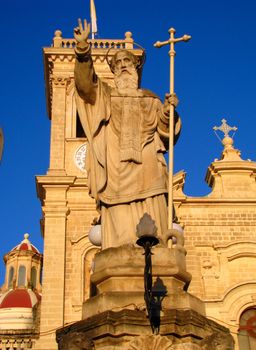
213,119,237,139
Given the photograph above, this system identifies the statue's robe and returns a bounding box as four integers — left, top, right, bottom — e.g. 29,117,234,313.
75,50,181,248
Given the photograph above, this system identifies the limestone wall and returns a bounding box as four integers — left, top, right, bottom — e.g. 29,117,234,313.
174,147,256,348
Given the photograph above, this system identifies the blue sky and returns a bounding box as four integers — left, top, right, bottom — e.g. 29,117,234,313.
0,0,255,283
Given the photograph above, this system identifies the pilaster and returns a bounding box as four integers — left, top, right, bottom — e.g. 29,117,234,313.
35,176,75,350
48,76,71,175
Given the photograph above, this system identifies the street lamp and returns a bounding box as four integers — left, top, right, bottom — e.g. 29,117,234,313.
136,213,160,334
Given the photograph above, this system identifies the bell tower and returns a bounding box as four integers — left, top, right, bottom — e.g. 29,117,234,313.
35,29,142,349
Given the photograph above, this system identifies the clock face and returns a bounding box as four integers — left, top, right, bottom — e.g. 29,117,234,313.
74,143,87,173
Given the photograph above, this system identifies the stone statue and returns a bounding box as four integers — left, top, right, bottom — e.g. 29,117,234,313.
74,19,181,249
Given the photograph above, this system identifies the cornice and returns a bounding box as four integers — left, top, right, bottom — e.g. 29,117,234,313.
36,175,76,201
205,159,256,187
174,197,256,206
36,175,76,185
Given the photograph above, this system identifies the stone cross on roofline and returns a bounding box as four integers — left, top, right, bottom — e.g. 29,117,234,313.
213,119,237,140
213,119,242,161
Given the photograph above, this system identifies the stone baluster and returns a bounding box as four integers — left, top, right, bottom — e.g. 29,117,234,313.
1,340,7,350
53,30,63,48
125,32,134,49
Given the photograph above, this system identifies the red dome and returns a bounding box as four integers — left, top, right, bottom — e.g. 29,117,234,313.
0,289,41,309
10,234,40,255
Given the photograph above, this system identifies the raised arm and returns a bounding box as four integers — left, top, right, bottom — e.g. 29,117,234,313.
74,18,97,104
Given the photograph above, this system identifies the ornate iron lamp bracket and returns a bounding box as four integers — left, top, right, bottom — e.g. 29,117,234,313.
136,214,160,334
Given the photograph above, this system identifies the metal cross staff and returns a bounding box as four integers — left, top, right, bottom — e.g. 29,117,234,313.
154,28,191,230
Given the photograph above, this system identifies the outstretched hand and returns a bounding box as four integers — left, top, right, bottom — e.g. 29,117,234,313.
74,18,91,43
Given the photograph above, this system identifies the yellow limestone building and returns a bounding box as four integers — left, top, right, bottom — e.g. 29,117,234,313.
18,29,256,349
173,129,256,349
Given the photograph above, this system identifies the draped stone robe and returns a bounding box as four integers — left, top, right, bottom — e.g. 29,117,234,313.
74,48,181,248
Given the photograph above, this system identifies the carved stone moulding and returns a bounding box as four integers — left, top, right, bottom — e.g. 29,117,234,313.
47,54,75,63
51,75,72,87
128,334,173,350
56,309,234,350
200,332,234,350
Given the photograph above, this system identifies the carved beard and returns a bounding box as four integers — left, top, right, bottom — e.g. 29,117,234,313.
114,66,138,91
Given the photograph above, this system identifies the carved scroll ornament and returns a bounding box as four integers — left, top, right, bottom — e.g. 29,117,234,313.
128,335,173,350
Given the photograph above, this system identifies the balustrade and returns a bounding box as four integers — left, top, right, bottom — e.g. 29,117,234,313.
52,30,134,50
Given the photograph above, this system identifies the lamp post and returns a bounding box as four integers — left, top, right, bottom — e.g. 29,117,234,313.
136,213,160,334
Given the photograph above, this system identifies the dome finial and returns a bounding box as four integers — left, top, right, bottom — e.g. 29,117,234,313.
24,233,29,241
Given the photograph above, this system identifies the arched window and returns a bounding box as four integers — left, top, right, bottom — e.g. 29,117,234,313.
238,308,256,349
8,266,14,288
31,267,37,289
18,265,26,287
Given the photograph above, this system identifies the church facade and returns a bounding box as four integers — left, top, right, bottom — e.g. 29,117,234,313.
0,29,255,350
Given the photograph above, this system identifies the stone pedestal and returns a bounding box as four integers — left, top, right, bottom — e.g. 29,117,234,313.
57,243,234,349
57,309,234,349
82,244,205,319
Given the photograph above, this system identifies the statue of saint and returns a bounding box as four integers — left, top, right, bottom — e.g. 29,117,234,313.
74,19,181,249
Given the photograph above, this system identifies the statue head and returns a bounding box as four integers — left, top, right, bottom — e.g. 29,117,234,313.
110,50,140,90
110,50,140,73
